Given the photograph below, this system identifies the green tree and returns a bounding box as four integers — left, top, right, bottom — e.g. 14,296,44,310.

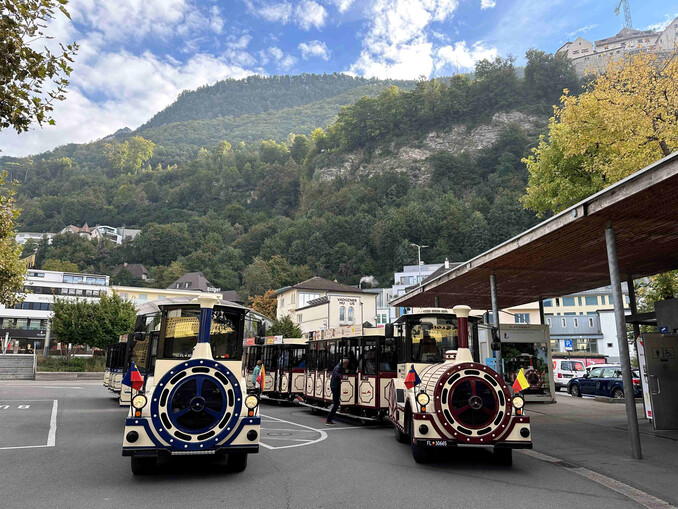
151,260,187,289
0,0,78,133
51,293,135,349
267,315,301,338
0,171,26,306
42,258,78,271
289,134,310,164
134,223,192,266
105,136,155,175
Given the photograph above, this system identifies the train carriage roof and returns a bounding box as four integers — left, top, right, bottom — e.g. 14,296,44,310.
136,296,249,315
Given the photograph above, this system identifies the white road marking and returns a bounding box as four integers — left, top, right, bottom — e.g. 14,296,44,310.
260,437,314,442
47,399,57,446
259,413,327,450
520,450,676,509
0,399,58,451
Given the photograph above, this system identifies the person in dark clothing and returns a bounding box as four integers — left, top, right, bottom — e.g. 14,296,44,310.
326,358,349,425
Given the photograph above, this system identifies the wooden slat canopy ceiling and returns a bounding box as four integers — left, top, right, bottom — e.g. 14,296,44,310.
392,152,678,310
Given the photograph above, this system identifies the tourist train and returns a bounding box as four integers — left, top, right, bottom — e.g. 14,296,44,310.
120,295,262,475
386,305,532,465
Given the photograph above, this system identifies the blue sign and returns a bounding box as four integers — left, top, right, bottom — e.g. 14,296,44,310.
485,358,497,370
564,339,573,350
659,326,669,333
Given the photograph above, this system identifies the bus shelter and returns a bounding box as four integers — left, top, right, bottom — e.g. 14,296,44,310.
392,151,678,459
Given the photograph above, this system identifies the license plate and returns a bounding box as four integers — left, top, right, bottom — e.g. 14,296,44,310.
425,440,448,447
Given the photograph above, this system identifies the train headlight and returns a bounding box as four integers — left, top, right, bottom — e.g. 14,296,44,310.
416,392,430,407
245,395,259,409
512,396,525,410
132,394,147,410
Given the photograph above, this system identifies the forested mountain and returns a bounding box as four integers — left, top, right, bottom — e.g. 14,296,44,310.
141,74,415,129
6,51,581,297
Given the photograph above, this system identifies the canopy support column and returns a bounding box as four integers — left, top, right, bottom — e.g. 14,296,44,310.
490,271,502,378
605,224,642,460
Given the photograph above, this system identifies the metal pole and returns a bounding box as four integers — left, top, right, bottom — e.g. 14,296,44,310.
627,274,641,340
490,271,502,378
605,224,642,460
538,297,545,325
42,321,51,358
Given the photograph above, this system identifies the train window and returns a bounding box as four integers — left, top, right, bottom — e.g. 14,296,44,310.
291,347,306,368
380,338,397,372
408,315,458,363
129,333,152,374
307,344,317,370
360,338,377,375
161,307,242,360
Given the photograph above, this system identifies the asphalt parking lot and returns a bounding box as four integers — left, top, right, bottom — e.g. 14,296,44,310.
0,382,670,509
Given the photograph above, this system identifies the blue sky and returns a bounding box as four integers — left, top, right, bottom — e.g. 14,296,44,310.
1,0,677,156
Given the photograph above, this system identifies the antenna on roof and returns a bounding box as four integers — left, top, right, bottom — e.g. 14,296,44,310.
614,0,632,29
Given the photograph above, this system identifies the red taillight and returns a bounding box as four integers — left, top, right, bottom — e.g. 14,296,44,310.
633,378,640,385
558,373,562,378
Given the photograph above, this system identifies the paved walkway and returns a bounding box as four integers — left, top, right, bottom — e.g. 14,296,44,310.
528,393,678,506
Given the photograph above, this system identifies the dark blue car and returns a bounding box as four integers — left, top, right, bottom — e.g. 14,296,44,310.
567,365,642,399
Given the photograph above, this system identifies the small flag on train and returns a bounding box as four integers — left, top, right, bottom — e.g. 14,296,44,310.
404,364,421,389
258,364,265,389
122,362,144,391
513,368,530,392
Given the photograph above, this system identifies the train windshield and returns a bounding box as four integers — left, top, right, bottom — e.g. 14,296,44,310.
408,316,458,363
161,306,243,360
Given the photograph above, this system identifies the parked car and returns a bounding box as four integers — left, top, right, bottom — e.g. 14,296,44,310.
584,363,618,376
553,359,587,391
567,365,642,399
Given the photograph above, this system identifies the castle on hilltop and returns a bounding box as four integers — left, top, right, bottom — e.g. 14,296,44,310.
557,17,678,76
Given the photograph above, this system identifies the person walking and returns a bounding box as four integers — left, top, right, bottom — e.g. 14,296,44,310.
325,358,349,425
252,360,263,395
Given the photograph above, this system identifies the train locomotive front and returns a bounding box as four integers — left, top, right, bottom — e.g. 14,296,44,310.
387,305,532,465
121,294,261,475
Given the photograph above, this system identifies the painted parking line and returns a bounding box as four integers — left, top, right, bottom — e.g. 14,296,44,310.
259,413,327,450
0,399,58,451
520,449,676,509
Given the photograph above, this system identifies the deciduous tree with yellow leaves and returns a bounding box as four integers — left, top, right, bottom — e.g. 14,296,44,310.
522,52,678,216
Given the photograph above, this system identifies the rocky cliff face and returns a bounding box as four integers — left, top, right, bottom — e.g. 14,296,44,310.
312,111,546,185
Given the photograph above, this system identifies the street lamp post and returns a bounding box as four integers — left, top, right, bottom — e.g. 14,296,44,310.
410,243,428,286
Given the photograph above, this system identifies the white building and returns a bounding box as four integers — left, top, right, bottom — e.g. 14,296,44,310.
276,277,378,335
15,232,56,245
557,18,678,76
59,224,141,245
0,270,110,352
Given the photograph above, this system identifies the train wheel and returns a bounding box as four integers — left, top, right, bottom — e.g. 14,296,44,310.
494,448,513,466
226,453,248,473
131,456,156,476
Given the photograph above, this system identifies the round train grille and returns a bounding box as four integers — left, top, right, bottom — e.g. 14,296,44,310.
170,376,224,433
433,363,513,444
449,378,498,428
149,359,245,451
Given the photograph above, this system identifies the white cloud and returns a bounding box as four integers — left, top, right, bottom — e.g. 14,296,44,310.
644,13,678,32
295,0,327,30
265,47,298,71
299,40,330,60
435,41,497,72
481,0,496,9
566,24,597,39
328,0,355,13
349,0,460,79
246,0,326,30
0,1,257,156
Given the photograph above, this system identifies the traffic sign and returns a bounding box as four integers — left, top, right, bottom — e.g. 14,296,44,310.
564,339,573,350
659,326,669,333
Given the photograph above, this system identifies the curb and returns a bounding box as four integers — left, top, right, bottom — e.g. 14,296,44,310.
35,372,104,381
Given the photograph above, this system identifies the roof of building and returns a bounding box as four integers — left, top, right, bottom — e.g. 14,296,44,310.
276,277,364,294
62,223,93,234
167,272,216,292
392,151,678,310
595,27,655,45
112,263,149,278
220,290,245,304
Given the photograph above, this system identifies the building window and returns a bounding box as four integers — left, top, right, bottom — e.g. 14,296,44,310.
296,314,302,323
299,292,321,307
291,293,295,304
543,299,552,307
585,296,598,306
348,306,355,323
589,318,594,327
546,318,552,326
339,306,345,322
28,271,44,278
555,298,560,306
608,294,613,304
563,297,575,306
120,293,128,299
408,276,414,285
280,297,284,307
138,294,147,302
578,297,583,306
515,313,530,324
561,318,566,327
573,318,579,327
607,343,613,348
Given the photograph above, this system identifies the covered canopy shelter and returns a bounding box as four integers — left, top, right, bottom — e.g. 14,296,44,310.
392,151,678,459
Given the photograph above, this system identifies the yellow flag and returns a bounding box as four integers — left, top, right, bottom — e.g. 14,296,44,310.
513,368,530,392
260,365,266,390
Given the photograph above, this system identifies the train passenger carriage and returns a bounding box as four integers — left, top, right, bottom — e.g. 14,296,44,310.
121,295,261,475
302,326,397,421
387,305,532,465
108,341,127,394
